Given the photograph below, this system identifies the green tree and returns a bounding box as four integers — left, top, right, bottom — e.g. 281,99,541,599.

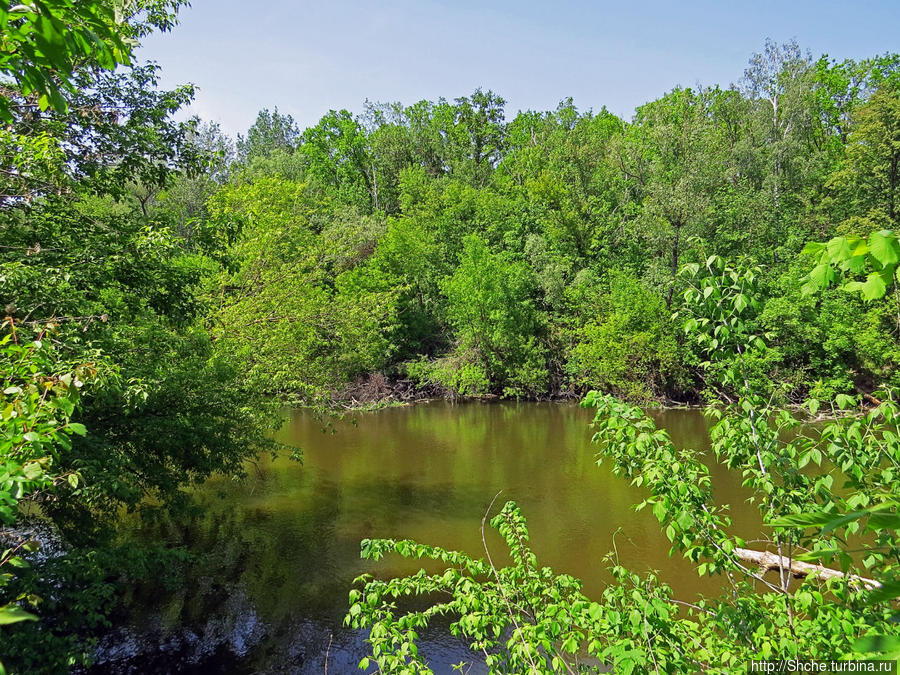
567,272,681,402
236,107,300,162
742,39,814,218
501,102,626,267
437,235,547,397
829,84,900,230
300,109,377,211
615,87,724,306
348,253,900,672
206,176,398,403
0,3,294,668
0,0,130,119
451,88,507,186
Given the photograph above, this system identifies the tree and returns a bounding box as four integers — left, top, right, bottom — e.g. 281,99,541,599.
0,3,291,668
742,39,814,216
300,109,376,211
829,83,900,230
615,87,724,306
812,53,900,151
236,107,300,162
0,62,198,207
438,235,547,397
451,88,507,186
501,102,626,267
567,271,681,402
348,254,900,672
206,176,398,403
155,119,237,245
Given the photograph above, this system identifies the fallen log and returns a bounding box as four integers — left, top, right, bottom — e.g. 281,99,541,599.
855,385,883,407
734,547,881,590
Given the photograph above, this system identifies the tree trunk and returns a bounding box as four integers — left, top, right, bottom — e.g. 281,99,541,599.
666,221,682,308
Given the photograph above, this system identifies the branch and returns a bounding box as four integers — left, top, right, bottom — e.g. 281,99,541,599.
734,547,880,590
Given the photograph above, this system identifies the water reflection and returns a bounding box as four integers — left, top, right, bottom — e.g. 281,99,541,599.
92,402,762,674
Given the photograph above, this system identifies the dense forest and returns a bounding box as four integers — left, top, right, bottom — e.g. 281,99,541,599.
3,0,900,672
192,44,899,407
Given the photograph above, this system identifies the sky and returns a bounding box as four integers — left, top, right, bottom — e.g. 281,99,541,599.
137,0,900,139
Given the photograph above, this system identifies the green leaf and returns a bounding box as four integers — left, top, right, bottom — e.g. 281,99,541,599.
845,254,868,274
21,462,43,480
0,604,37,625
866,579,900,604
771,512,834,529
867,512,900,530
868,230,899,267
801,241,826,256
67,423,87,436
56,397,74,416
806,264,836,290
826,236,853,261
815,509,873,535
860,272,888,301
835,393,857,409
852,634,900,654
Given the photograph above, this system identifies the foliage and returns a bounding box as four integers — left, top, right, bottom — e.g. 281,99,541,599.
0,326,96,526
236,107,300,163
7,21,900,670
0,0,289,668
677,254,776,399
438,235,548,397
567,272,681,402
802,229,900,300
0,540,39,675
348,439,899,673
300,109,377,211
202,43,900,406
0,0,128,119
347,500,691,675
0,534,192,674
826,81,900,231
791,224,900,657
206,177,398,402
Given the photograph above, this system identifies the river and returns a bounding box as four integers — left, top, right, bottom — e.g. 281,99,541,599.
90,401,764,674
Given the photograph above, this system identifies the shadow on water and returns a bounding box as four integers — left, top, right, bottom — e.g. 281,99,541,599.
90,401,761,674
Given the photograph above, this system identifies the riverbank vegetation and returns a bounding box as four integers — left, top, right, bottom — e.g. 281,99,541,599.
202,42,900,406
2,0,900,671
1,2,279,671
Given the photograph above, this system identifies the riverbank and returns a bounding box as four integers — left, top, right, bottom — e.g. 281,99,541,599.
332,371,703,411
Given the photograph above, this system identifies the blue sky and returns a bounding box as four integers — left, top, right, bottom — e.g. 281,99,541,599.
137,0,900,138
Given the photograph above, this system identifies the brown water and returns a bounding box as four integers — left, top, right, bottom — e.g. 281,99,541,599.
92,401,764,674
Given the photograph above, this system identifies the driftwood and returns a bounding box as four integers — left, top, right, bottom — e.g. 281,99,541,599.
861,392,883,406
735,547,880,590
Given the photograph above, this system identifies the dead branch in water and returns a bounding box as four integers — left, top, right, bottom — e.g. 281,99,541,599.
734,548,880,590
